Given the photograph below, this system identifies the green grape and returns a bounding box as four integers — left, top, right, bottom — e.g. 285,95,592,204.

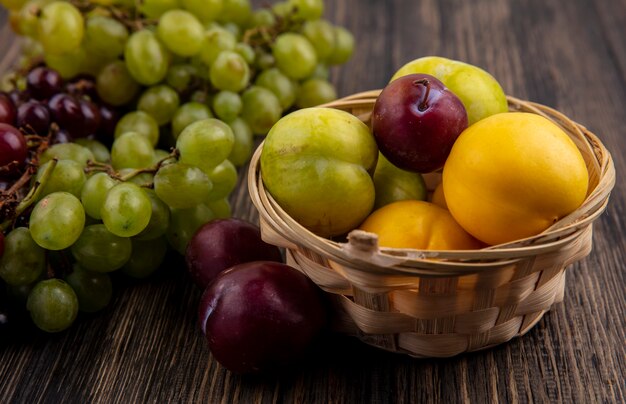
273,33,318,80
121,237,167,278
171,102,213,139
234,42,254,64
301,20,334,60
140,0,179,19
327,26,354,65
222,22,241,39
188,89,210,103
206,198,231,219
2,0,27,11
65,265,113,313
199,26,236,66
37,2,84,55
125,29,170,86
255,67,297,110
181,0,222,22
70,224,132,273
44,48,86,79
209,51,250,92
40,143,95,167
111,132,155,169
30,192,85,251
115,111,160,147
205,159,238,201
310,63,329,80
218,0,251,26
96,60,140,106
0,228,45,286
227,117,254,166
17,0,52,38
296,78,337,108
166,203,216,254
153,148,171,163
118,169,154,186
81,172,119,220
35,159,86,199
154,163,212,209
166,64,197,92
288,0,323,20
212,91,242,121
177,118,234,171
272,1,293,18
241,86,283,135
157,10,204,57
137,85,180,126
254,50,275,70
134,189,170,240
74,139,111,163
83,16,129,60
249,9,275,28
101,182,152,237
27,279,78,333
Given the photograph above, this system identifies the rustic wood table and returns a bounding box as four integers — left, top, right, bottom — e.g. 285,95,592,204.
0,0,624,402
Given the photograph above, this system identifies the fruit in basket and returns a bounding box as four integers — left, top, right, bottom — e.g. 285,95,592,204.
371,73,468,173
260,108,378,237
372,153,427,209
391,56,507,124
359,200,482,250
198,261,327,374
442,112,589,245
185,218,283,288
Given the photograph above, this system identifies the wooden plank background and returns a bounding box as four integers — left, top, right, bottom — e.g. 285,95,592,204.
0,0,624,402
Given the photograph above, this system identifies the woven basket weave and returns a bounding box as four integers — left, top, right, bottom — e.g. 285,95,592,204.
248,90,616,358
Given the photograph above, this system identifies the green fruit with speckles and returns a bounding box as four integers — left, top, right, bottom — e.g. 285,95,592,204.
260,108,378,237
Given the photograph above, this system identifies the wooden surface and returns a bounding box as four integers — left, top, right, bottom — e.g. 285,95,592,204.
1,0,625,402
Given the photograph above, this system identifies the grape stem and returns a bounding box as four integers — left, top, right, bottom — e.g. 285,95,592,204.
0,159,57,232
84,148,179,185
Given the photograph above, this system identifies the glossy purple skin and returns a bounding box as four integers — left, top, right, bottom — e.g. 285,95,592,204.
198,261,327,374
26,67,63,101
97,104,119,144
185,218,283,288
0,123,27,167
48,93,84,136
17,101,50,135
0,93,16,125
78,99,101,137
371,73,468,173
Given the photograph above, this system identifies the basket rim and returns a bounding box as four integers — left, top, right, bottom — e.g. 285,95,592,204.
248,93,616,276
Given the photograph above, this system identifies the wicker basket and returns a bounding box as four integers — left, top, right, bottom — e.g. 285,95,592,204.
248,90,616,358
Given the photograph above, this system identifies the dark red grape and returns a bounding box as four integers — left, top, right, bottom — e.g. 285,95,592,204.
48,93,84,135
199,261,327,374
17,101,50,135
0,123,27,168
27,67,63,101
0,93,16,125
185,218,283,288
97,104,119,143
78,99,101,137
8,90,28,107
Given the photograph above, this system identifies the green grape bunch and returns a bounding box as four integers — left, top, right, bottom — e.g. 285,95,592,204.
0,0,356,334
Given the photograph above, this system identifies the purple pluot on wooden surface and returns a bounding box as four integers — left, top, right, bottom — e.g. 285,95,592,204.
198,261,328,374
